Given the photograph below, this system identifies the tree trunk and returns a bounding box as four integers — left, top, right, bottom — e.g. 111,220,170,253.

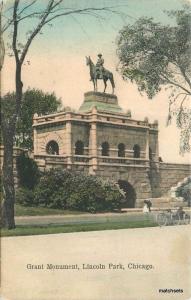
1,122,16,229
1,51,23,229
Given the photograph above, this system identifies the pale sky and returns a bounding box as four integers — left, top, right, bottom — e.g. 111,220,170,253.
2,0,191,163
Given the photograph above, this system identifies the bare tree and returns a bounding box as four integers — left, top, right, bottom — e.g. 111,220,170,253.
1,0,126,229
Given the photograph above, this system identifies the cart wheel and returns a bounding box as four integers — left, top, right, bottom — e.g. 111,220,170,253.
172,214,180,225
156,213,168,226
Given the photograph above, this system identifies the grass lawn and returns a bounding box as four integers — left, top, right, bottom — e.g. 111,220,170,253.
1,219,158,237
15,204,86,216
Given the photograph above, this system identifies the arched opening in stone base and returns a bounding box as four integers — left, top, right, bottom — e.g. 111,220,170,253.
46,140,59,155
118,180,136,208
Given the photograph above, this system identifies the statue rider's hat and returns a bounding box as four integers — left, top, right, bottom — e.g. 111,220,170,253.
98,53,102,57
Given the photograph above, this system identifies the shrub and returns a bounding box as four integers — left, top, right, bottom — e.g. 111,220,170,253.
65,175,106,212
16,188,35,206
101,179,125,210
17,152,40,189
178,182,191,206
33,169,124,212
33,169,73,208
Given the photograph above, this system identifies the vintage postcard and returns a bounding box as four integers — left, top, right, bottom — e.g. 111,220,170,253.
1,0,191,299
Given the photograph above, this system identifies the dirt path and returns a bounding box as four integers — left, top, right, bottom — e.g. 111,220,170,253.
15,211,148,226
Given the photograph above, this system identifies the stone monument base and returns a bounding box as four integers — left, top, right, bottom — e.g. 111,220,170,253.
79,91,123,114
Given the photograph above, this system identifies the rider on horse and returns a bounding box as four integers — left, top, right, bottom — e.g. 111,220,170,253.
96,53,104,79
86,54,115,94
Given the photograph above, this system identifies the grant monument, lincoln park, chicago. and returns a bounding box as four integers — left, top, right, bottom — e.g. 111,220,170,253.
31,55,190,208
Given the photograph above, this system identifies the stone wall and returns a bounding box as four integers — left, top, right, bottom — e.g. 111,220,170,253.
95,164,152,201
34,124,66,155
96,162,191,206
33,153,190,207
71,123,90,155
96,123,148,159
149,131,158,160
35,121,159,161
158,163,191,196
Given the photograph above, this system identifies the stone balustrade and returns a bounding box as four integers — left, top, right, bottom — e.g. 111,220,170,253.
73,155,90,163
33,109,158,131
34,154,150,170
98,157,148,166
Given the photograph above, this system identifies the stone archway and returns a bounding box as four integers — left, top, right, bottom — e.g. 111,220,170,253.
118,180,136,208
46,140,59,155
40,132,64,155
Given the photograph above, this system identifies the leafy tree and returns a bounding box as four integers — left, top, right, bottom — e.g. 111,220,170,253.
1,0,125,229
116,6,191,153
16,152,40,189
1,89,62,148
16,89,62,148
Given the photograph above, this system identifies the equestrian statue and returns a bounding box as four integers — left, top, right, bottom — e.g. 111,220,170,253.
86,54,115,94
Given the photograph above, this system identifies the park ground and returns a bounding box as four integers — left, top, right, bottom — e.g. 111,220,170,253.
2,208,157,236
2,204,191,236
1,225,191,300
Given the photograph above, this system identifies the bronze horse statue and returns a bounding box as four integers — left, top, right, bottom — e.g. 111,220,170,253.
86,56,115,94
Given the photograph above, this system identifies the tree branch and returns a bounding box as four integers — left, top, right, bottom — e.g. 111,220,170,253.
2,16,14,33
43,6,120,26
1,0,63,32
2,2,125,33
17,11,44,22
178,65,191,90
170,92,190,105
19,0,55,65
19,3,125,65
176,94,189,127
164,53,191,91
18,0,37,16
70,15,90,39
12,0,20,64
17,0,63,21
161,73,191,95
51,0,63,10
